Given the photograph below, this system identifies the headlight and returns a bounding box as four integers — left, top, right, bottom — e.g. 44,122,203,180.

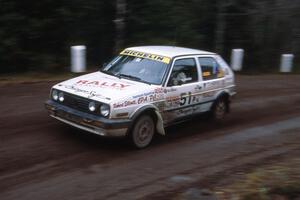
100,104,110,117
52,90,58,101
88,101,96,112
58,92,64,102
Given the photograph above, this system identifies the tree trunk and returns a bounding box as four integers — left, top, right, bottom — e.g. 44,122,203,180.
214,1,226,55
114,0,126,53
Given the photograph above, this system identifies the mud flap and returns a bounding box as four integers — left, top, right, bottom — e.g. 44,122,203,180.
155,110,165,135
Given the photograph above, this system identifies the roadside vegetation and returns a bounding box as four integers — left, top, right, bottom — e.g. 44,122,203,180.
1,1,299,74
215,158,300,200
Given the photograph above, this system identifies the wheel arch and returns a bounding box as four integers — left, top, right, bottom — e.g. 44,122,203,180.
212,91,230,113
129,105,165,135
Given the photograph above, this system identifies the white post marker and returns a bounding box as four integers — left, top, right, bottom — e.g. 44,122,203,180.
280,54,294,73
230,49,244,71
71,45,86,73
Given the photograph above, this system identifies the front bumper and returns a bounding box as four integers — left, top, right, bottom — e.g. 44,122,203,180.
45,100,131,137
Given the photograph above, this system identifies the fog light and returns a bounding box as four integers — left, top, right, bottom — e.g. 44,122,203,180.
58,92,64,102
89,102,96,112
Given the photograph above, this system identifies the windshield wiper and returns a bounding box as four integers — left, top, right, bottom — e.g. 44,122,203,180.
100,69,115,76
117,73,151,85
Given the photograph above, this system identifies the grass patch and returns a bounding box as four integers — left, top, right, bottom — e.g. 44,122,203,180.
216,158,300,200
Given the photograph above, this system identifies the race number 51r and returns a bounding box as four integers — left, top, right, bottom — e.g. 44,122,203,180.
180,92,192,106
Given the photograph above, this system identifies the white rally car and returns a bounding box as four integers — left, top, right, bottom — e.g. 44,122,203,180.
45,46,236,148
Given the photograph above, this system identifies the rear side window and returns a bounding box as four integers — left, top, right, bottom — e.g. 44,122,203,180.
198,57,224,81
167,58,198,86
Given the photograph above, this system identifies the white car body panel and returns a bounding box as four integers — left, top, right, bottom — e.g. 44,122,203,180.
46,46,236,137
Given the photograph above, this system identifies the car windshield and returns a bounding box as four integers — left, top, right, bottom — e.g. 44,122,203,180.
101,55,169,85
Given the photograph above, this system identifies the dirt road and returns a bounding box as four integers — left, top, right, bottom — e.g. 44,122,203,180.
0,75,300,200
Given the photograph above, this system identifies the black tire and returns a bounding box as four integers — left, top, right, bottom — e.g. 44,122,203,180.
130,115,155,149
211,97,228,122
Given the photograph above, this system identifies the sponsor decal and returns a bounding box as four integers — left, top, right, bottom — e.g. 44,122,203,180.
163,88,177,93
114,91,164,109
135,94,163,105
154,87,164,94
204,80,222,90
137,96,148,104
165,96,181,108
63,85,111,100
75,80,130,90
148,94,163,102
176,107,193,115
132,91,155,99
194,85,202,91
133,91,164,103
113,100,137,108
120,49,171,64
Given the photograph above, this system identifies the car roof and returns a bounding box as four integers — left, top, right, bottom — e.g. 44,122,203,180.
125,46,216,58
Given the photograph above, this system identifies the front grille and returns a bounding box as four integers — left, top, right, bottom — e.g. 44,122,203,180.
62,92,100,114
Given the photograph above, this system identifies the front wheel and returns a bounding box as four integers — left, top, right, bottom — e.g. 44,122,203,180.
130,115,155,149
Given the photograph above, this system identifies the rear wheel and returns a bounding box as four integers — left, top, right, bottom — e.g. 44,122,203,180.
130,115,155,149
211,97,228,121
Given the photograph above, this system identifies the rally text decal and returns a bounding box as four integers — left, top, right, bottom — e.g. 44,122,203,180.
75,80,130,90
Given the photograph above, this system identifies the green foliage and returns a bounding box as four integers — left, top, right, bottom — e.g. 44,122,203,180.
0,0,299,73
0,0,115,73
125,0,214,49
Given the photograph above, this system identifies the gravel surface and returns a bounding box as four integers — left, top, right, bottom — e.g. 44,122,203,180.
0,75,300,200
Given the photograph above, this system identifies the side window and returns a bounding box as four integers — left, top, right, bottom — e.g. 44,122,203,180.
167,58,198,86
198,57,224,81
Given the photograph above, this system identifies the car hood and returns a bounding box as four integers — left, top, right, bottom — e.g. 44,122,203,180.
53,72,156,104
